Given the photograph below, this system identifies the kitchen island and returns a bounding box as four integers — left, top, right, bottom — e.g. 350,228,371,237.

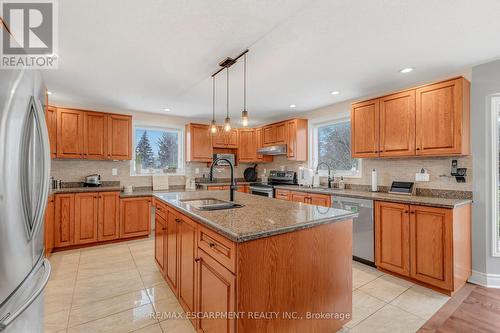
153,190,357,333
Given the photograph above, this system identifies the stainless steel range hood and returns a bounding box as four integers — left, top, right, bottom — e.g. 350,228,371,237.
257,144,287,155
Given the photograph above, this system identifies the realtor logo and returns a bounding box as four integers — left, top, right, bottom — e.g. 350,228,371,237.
1,0,58,68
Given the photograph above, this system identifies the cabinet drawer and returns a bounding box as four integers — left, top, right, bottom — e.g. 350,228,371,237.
275,189,290,200
198,225,236,273
155,200,168,220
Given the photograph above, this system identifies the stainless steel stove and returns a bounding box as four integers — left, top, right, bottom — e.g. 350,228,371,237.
249,170,296,198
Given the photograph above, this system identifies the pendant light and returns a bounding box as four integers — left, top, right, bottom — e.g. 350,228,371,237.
210,76,217,134
224,66,231,132
241,53,249,127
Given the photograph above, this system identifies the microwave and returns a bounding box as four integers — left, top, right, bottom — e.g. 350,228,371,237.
213,153,235,166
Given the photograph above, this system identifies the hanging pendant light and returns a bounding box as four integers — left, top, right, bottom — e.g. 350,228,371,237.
241,53,249,127
210,76,217,134
224,66,231,132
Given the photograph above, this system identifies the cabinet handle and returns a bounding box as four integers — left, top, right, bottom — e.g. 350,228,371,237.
404,210,409,214
162,227,166,231
416,148,421,151
209,242,216,248
194,257,201,262
410,211,415,214
175,218,181,223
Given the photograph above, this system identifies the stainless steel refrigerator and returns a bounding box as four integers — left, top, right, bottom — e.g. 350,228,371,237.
0,65,52,332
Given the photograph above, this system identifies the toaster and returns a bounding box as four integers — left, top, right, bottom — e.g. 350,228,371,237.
84,174,102,187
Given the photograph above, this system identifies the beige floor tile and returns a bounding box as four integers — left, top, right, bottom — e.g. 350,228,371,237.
359,274,413,302
140,270,166,288
346,289,386,328
78,246,132,266
45,279,75,312
68,289,151,327
146,283,176,303
128,240,154,252
160,317,196,332
44,307,70,333
152,298,184,321
390,285,450,320
349,304,425,333
67,304,157,333
77,259,137,281
131,323,163,333
134,257,160,273
352,266,383,289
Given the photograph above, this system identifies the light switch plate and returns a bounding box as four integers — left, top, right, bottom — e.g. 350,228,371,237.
112,168,118,176
195,168,200,174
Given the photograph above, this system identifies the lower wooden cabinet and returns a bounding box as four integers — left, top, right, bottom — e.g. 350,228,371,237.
120,197,151,238
165,208,179,294
178,213,197,317
279,189,331,207
375,201,471,293
44,195,55,257
54,193,75,248
275,189,290,201
98,192,120,241
154,213,166,274
74,193,99,244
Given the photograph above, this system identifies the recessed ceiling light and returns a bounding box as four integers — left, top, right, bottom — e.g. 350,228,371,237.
289,104,296,108
399,67,414,74
47,91,52,95
163,108,170,111
331,90,340,95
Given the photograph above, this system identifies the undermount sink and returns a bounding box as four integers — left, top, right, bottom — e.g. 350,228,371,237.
180,198,244,211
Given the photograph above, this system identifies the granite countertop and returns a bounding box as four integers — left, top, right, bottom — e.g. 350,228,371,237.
50,185,193,197
197,182,253,188
50,186,122,195
273,185,472,209
154,191,357,243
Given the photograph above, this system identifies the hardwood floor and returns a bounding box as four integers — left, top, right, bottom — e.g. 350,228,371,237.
418,284,500,332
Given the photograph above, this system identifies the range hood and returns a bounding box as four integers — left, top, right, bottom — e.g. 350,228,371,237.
257,144,287,155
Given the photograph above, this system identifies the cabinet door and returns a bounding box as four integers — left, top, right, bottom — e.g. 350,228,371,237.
226,129,238,148
46,106,57,158
197,249,236,333
262,125,276,146
309,194,331,207
287,120,297,159
255,127,272,162
238,129,257,162
120,197,151,238
275,189,290,201
290,191,308,204
410,205,453,290
186,124,213,162
275,122,286,144
351,99,380,158
374,201,410,276
165,210,179,294
56,108,84,158
44,195,55,257
74,192,99,245
84,112,108,160
54,194,75,247
155,214,166,273
379,90,416,157
97,192,120,241
212,126,227,148
108,114,132,160
416,78,466,155
178,215,197,316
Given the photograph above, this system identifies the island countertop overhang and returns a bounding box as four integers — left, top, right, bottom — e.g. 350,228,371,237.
153,191,357,242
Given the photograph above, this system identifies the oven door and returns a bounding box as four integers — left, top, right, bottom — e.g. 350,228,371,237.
249,187,273,198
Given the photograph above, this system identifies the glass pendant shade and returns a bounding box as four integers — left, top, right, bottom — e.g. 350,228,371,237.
224,117,231,132
210,120,217,134
241,110,248,127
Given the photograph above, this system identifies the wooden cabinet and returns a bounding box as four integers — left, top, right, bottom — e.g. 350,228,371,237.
178,213,197,316
197,249,236,333
74,192,99,245
46,106,57,158
379,90,416,157
416,78,470,156
374,201,410,276
255,127,272,162
275,122,286,144
107,114,132,160
44,195,55,257
290,191,309,204
375,201,471,294
262,121,286,146
84,112,108,160
286,190,331,207
286,119,308,161
213,127,238,148
275,189,290,201
165,209,179,294
56,108,84,158
155,214,166,274
351,77,470,158
262,125,276,146
186,123,213,162
97,192,120,241
120,197,151,238
238,129,257,162
226,129,238,148
54,193,75,247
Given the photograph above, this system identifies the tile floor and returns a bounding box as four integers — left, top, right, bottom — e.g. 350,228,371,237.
44,239,450,333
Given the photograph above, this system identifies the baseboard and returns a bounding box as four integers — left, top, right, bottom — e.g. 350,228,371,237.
469,270,500,288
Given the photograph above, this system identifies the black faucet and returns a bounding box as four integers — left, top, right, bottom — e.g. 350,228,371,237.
316,162,334,189
209,157,237,201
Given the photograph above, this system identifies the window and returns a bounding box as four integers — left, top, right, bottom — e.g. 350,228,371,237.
312,119,361,177
132,125,183,175
493,97,500,256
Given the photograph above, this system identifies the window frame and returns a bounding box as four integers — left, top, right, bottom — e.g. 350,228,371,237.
491,96,500,257
130,122,185,176
309,115,362,178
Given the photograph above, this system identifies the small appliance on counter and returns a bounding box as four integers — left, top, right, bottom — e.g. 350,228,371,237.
297,167,314,187
388,181,415,195
84,174,102,187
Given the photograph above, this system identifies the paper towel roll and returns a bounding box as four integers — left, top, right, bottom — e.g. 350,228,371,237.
371,169,378,192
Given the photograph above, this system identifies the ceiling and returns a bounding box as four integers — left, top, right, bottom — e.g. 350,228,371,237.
43,0,500,124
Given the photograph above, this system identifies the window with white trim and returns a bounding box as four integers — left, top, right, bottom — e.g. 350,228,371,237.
312,119,361,177
131,125,184,175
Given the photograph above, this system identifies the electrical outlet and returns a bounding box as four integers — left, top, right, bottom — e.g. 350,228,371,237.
112,168,117,176
195,168,200,174
415,173,430,182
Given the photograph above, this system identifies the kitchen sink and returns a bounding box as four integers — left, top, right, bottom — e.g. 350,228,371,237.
180,198,244,211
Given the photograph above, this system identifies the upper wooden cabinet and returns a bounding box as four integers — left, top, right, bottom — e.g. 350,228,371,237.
238,129,257,162
286,119,308,161
185,123,213,162
213,127,238,148
53,107,132,160
107,114,132,160
263,121,286,146
351,77,470,158
57,108,85,159
46,106,57,158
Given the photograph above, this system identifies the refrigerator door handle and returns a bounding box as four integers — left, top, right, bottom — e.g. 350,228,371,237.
0,258,51,331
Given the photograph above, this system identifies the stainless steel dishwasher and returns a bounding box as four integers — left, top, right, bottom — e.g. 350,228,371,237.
332,196,374,266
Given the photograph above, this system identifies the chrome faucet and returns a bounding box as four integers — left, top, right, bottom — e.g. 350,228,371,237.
209,157,237,201
316,162,334,189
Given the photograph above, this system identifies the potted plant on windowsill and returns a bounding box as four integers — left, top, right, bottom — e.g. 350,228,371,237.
135,153,143,174
163,165,178,174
